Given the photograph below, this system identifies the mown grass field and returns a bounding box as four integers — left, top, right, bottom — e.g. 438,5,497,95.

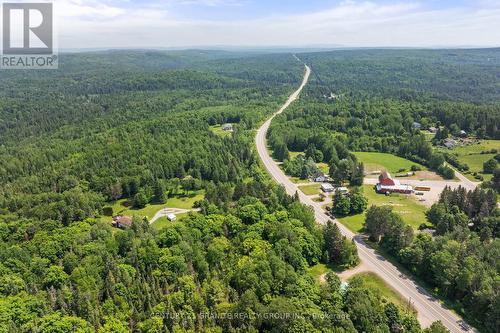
349,272,415,313
435,139,499,181
338,185,427,233
354,152,427,175
299,183,321,195
151,212,190,230
209,125,233,137
100,192,204,222
289,151,303,159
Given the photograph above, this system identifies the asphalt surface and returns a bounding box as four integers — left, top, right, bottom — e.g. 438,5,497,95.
255,63,475,332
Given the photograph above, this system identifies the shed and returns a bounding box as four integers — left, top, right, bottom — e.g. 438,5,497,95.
222,123,233,131
112,216,133,229
336,187,349,194
320,183,335,193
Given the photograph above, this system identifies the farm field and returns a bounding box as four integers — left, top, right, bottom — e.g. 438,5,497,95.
435,139,499,181
338,185,427,233
354,152,426,174
354,152,444,180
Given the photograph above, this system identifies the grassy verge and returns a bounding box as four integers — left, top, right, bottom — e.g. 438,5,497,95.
349,272,416,313
299,183,321,195
363,238,475,326
289,176,309,184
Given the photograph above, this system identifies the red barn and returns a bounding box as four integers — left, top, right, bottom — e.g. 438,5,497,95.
378,171,396,186
376,171,413,194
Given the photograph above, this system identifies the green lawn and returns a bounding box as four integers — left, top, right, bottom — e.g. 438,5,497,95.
421,130,435,142
151,212,190,230
309,263,330,282
299,183,321,195
290,176,309,184
349,272,415,313
338,214,366,234
289,151,303,159
209,125,233,138
354,152,427,175
338,185,427,233
435,139,499,181
101,192,204,222
308,263,348,283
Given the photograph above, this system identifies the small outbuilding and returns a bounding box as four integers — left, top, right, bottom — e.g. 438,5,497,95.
443,138,456,149
336,187,349,194
167,213,177,221
112,216,133,229
222,123,233,131
321,183,335,193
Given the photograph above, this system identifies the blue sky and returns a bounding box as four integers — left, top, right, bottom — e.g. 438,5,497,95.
84,0,481,21
38,0,500,48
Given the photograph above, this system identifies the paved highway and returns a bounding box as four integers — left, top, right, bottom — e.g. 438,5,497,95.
255,62,474,332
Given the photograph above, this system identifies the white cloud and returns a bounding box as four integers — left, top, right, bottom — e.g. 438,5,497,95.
51,0,500,48
57,0,126,18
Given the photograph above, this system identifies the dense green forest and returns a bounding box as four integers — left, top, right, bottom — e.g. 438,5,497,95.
0,50,437,332
270,49,500,183
1,48,498,332
267,48,499,332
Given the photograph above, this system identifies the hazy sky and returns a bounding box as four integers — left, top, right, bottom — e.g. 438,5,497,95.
31,0,500,48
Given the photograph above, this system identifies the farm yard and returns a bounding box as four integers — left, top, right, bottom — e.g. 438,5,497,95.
338,185,427,233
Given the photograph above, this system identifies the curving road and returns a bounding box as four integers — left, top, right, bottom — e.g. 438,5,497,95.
255,61,474,332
